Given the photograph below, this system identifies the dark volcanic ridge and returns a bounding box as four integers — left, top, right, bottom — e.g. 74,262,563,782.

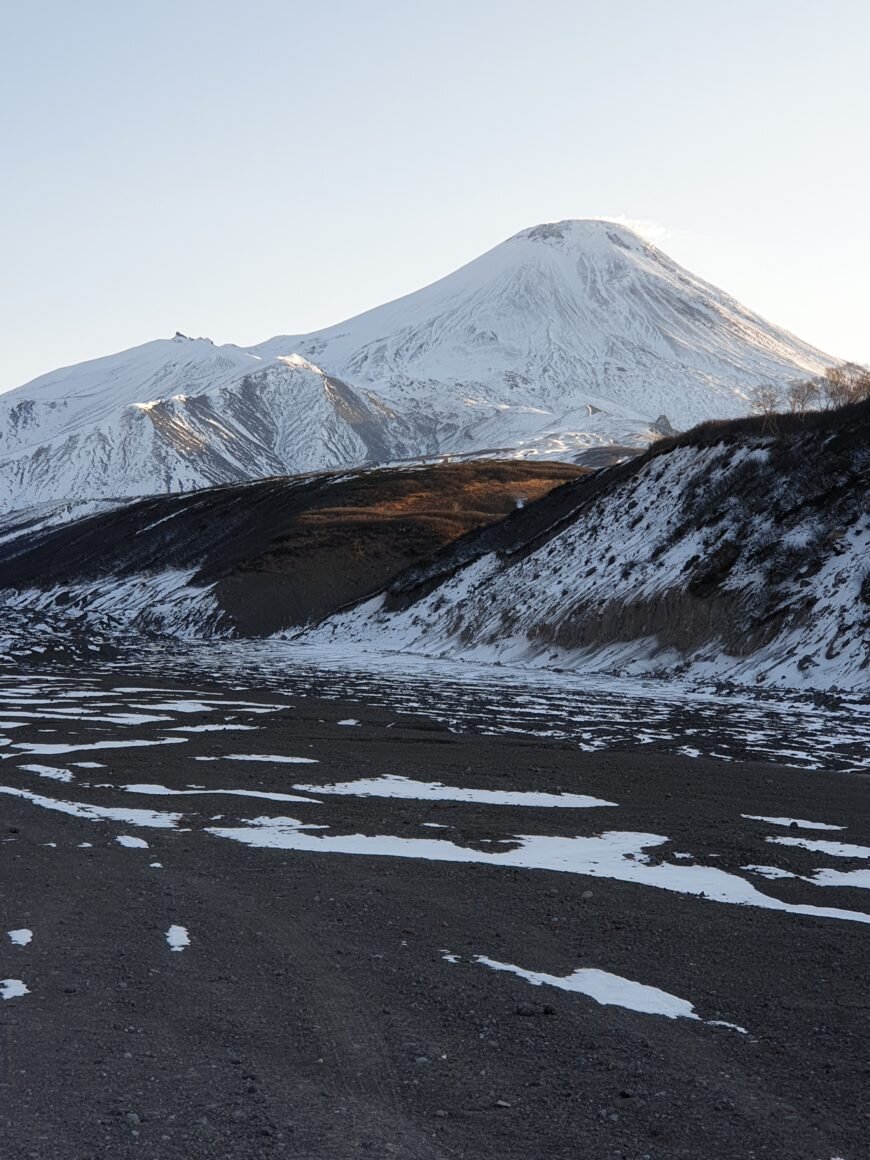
0,461,581,640
297,402,870,692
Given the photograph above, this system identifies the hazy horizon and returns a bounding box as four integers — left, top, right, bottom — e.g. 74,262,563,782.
2,0,868,392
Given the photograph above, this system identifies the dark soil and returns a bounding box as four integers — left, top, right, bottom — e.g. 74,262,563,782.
0,461,582,636
2,673,868,1160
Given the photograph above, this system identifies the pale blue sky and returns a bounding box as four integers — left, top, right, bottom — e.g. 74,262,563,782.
2,0,868,391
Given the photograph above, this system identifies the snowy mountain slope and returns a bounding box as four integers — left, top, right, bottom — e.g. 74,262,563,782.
0,353,417,510
253,220,832,431
0,335,259,453
299,403,870,692
0,220,836,510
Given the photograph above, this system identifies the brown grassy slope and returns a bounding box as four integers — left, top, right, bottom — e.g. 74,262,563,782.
208,461,585,632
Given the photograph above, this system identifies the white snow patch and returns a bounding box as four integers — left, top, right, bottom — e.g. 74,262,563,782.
808,868,870,890
167,723,257,733
18,763,74,782
0,786,181,828
205,820,870,925
225,753,319,764
1,979,29,1000
7,929,32,947
767,837,870,859
742,814,844,831
115,835,149,848
743,865,798,880
120,782,320,804
292,774,615,809
166,925,190,952
454,953,744,1030
6,737,187,757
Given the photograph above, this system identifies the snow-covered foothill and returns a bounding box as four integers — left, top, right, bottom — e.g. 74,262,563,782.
299,407,869,692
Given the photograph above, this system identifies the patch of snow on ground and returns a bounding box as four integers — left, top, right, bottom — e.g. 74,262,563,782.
166,925,190,952
1,979,29,999
167,723,258,732
18,763,74,782
808,868,870,890
225,753,319,764
204,820,870,926
452,953,745,1031
767,837,870,859
7,929,33,946
292,774,616,808
742,814,844,831
0,786,181,828
6,737,187,756
120,782,320,804
743,865,798,880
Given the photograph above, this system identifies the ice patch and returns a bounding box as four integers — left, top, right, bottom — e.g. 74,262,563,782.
7,929,32,947
292,774,616,809
115,835,149,848
337,719,360,726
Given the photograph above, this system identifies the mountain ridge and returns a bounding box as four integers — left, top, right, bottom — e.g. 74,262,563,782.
0,220,835,511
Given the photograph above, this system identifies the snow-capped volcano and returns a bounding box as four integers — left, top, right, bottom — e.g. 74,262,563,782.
0,220,834,510
255,220,829,429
